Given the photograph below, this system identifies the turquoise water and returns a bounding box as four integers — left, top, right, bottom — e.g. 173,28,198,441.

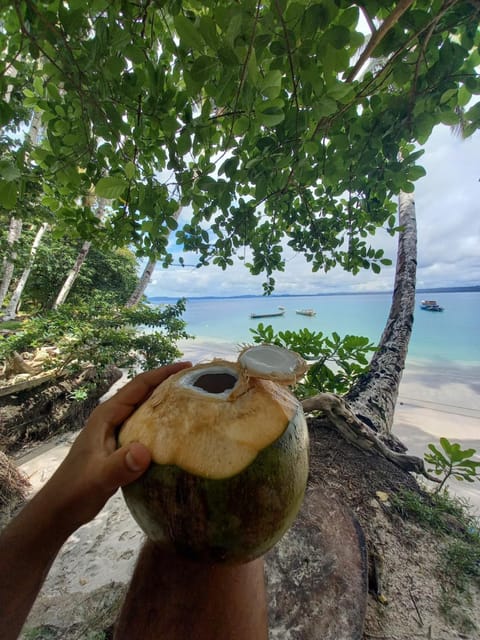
154,291,480,366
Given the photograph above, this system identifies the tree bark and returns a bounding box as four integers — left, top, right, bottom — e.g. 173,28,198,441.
52,198,107,309
125,206,182,307
301,191,434,479
126,257,156,308
0,111,42,313
2,223,49,321
345,190,417,434
0,218,23,310
52,240,92,309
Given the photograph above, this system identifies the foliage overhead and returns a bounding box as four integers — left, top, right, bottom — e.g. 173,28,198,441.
1,1,479,290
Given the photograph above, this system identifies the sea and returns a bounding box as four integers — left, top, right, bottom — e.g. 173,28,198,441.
151,291,480,367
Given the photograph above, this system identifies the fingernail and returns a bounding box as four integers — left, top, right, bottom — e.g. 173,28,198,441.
126,449,144,472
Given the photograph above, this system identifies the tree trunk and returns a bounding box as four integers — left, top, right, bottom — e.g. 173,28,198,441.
125,206,182,308
301,190,434,479
0,111,42,313
2,223,49,321
52,240,91,309
345,190,417,434
52,198,107,309
126,258,156,307
0,218,23,310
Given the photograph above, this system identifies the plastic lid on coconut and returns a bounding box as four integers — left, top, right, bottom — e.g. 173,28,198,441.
238,344,307,384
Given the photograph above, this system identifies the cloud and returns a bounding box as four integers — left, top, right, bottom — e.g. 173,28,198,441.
146,123,480,298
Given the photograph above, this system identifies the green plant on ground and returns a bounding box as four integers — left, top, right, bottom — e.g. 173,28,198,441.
249,324,375,397
0,320,23,330
23,627,57,640
424,437,480,494
0,295,191,377
391,486,480,630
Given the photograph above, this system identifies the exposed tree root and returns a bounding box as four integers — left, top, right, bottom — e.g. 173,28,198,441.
302,392,440,483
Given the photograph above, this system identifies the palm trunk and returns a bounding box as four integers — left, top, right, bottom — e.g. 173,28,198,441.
2,223,49,320
345,190,417,434
125,206,183,308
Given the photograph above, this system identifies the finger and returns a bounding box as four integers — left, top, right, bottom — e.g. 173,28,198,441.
101,442,152,493
88,361,192,431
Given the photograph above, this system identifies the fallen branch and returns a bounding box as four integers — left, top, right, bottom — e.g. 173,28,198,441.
302,392,440,483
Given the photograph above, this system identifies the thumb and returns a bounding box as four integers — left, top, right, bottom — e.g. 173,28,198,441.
102,442,152,492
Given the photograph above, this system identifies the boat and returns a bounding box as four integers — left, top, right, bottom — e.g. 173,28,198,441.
250,311,285,319
296,309,316,317
420,300,444,312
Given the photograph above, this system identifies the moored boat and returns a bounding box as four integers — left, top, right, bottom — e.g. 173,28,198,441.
250,311,285,319
296,309,316,317
420,300,444,312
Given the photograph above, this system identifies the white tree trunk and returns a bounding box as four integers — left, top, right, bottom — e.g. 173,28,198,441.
0,218,23,310
2,223,49,320
0,112,43,312
52,240,92,309
126,258,157,307
126,206,183,307
52,197,107,309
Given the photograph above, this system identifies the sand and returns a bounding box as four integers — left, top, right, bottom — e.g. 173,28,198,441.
16,341,480,635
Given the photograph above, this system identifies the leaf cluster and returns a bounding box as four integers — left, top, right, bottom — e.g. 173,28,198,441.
425,437,480,493
1,1,478,286
249,323,375,397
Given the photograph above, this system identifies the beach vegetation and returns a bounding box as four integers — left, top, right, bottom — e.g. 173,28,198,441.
0,296,190,378
250,323,375,397
391,487,480,631
424,437,480,494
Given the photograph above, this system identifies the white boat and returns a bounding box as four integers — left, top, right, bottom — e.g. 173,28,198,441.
296,309,316,317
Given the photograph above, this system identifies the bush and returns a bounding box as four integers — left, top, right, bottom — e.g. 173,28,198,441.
0,295,190,376
250,324,375,397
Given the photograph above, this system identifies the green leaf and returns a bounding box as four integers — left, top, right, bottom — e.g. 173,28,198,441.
95,176,129,199
0,161,21,182
124,162,136,180
0,179,17,209
174,15,205,51
260,70,283,99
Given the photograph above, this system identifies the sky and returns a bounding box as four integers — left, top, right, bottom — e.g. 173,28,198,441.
145,123,480,299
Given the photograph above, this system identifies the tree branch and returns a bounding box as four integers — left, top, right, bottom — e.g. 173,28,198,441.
346,0,415,82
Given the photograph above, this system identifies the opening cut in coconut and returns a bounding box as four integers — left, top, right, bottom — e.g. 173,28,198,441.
193,372,238,394
178,365,240,400
239,344,307,384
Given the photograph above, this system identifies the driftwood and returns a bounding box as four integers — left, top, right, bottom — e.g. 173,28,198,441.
0,370,59,398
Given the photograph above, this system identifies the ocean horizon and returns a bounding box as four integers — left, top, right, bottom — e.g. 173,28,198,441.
150,289,480,368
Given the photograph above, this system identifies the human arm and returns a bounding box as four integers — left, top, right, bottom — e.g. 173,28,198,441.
0,361,191,640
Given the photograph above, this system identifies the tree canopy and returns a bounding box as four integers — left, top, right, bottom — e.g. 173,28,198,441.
1,0,479,290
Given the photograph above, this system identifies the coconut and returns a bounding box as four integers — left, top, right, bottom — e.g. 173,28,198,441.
118,344,309,563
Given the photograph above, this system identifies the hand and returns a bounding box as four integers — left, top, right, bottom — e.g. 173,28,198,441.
40,361,192,533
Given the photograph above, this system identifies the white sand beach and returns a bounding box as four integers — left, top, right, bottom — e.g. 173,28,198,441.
16,340,480,634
